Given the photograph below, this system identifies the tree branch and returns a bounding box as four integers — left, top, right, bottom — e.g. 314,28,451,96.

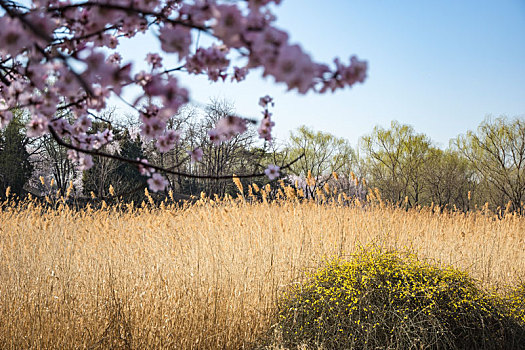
49,125,304,180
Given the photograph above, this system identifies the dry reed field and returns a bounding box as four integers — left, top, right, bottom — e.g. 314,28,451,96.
0,190,524,349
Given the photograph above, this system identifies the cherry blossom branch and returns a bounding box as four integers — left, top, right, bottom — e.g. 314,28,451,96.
47,1,211,32
0,0,95,96
48,125,304,180
0,0,366,192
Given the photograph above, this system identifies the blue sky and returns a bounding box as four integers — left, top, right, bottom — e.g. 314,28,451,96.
117,0,525,148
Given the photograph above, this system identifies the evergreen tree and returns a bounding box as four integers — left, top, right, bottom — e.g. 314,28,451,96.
113,131,147,202
82,128,147,202
0,113,33,197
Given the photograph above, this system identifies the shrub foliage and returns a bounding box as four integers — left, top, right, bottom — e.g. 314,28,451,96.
275,249,525,349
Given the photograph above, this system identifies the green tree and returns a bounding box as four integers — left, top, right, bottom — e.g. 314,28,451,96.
455,116,525,213
360,121,431,205
422,148,474,211
285,126,356,198
112,131,147,202
0,112,33,197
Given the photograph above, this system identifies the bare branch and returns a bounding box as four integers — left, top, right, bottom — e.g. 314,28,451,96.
49,125,304,180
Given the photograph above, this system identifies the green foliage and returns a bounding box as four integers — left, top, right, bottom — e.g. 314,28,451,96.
360,121,432,205
455,116,525,213
113,131,147,202
0,111,33,196
285,126,356,198
288,126,356,176
422,148,474,210
274,249,525,349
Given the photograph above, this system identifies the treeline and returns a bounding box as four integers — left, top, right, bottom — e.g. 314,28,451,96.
0,100,272,204
282,118,525,214
1,100,524,213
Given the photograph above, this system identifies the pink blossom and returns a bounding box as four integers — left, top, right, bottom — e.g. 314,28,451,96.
31,91,59,117
73,116,92,134
133,0,160,12
92,129,114,149
320,56,368,92
135,71,153,87
146,53,163,69
101,34,119,49
86,86,110,110
137,158,155,176
0,17,32,56
212,5,246,48
259,95,274,108
67,149,78,161
231,66,248,82
142,74,164,96
0,109,13,128
77,154,94,170
105,63,132,95
265,164,280,180
178,1,214,27
208,129,222,145
159,25,192,59
248,0,282,9
26,63,51,90
162,77,189,113
67,150,94,170
187,147,203,163
156,129,181,153
140,117,166,140
50,118,72,138
209,115,247,143
217,115,247,134
27,115,49,137
83,51,113,83
0,0,367,181
54,66,82,98
267,44,316,93
139,105,159,123
147,173,169,192
107,53,122,65
258,111,275,142
186,45,230,81
24,10,56,44
245,26,289,68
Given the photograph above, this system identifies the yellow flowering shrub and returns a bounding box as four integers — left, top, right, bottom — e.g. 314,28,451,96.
275,249,525,349
507,284,525,324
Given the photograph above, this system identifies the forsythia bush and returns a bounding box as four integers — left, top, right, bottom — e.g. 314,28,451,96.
273,249,525,350
507,284,525,325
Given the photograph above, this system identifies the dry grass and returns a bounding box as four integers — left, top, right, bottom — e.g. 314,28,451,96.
0,192,524,349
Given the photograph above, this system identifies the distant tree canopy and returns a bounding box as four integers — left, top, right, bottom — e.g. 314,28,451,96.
113,131,148,201
283,125,357,198
83,127,147,202
360,121,432,206
1,105,524,214
0,110,33,197
422,148,474,209
455,117,525,214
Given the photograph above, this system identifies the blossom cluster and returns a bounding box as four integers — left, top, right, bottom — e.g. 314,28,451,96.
0,0,367,191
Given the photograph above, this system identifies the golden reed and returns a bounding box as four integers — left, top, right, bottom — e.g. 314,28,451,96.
0,187,524,349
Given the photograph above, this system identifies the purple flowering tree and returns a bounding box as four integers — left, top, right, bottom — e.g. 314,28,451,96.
0,0,367,192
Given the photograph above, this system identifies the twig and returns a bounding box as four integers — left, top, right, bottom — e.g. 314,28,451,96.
49,125,304,180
